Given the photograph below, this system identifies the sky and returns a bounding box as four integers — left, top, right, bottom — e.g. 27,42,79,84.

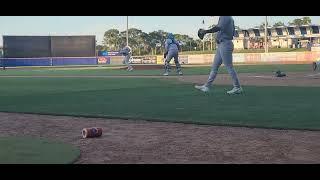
1,16,320,46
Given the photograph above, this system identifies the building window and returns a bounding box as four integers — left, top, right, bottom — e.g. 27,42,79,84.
276,28,283,35
253,29,260,36
312,26,319,34
288,27,295,35
300,27,307,35
234,30,239,37
242,30,249,37
268,29,272,36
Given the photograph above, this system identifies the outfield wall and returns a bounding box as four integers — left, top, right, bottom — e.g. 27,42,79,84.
176,51,320,65
1,51,319,67
110,51,320,65
1,57,98,67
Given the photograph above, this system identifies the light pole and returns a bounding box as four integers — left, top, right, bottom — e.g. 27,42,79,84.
211,33,213,51
126,16,129,47
202,19,205,51
210,17,214,51
265,16,269,53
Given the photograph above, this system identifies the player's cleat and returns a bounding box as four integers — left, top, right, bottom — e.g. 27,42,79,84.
178,71,183,76
194,85,210,93
227,87,243,95
127,66,134,72
163,72,169,76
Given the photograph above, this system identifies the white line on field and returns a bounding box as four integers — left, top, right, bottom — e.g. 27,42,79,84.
305,73,320,77
248,76,273,78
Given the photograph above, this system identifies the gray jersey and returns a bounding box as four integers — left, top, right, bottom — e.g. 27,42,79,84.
165,39,179,52
119,46,132,56
216,16,235,42
120,46,133,70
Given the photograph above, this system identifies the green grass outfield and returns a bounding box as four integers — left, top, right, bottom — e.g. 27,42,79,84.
0,77,319,130
0,137,80,164
0,64,312,76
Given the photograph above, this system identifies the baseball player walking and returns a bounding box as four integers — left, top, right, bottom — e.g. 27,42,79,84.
195,16,243,95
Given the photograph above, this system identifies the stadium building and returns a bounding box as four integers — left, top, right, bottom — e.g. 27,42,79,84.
233,25,320,50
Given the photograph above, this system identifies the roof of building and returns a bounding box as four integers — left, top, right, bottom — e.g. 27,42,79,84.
239,24,320,31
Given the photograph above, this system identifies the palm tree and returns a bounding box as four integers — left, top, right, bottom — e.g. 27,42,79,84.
289,17,312,26
273,21,285,27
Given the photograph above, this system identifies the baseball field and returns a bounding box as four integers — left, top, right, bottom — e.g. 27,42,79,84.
1,64,320,164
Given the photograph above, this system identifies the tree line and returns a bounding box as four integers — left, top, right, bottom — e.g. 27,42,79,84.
96,28,212,56
97,17,313,55
256,16,312,29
